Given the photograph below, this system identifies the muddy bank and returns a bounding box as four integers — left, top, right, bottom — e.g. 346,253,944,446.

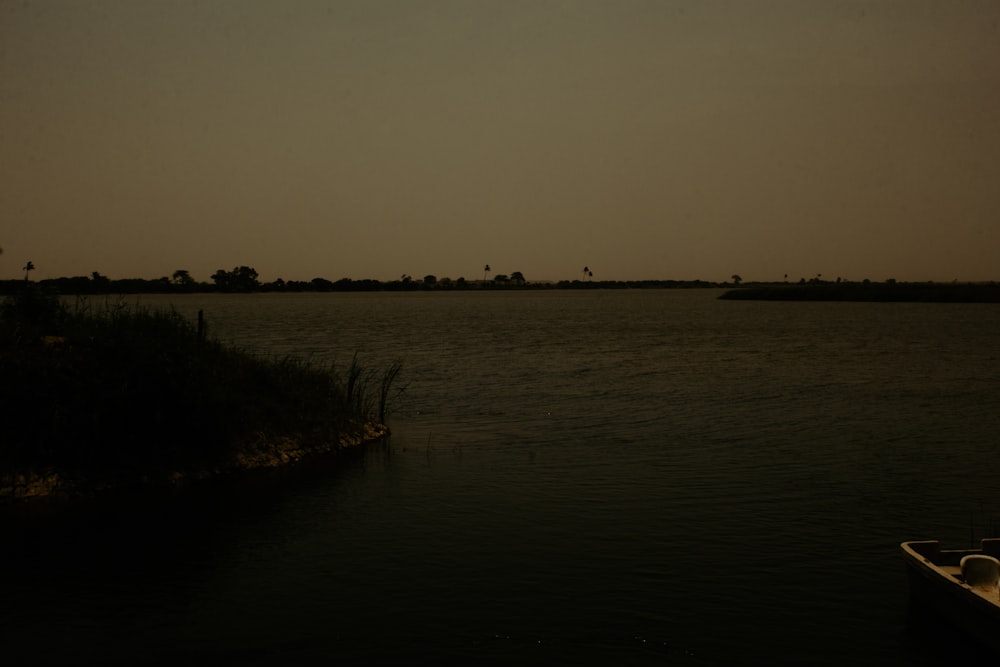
0,421,389,503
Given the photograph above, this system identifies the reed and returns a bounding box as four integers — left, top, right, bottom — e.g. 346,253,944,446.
337,352,406,426
0,286,401,493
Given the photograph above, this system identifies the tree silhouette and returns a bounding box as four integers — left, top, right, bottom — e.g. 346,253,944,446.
172,269,194,286
211,266,260,292
483,264,491,284
91,271,111,290
23,260,34,281
210,269,228,290
510,271,525,286
731,274,742,285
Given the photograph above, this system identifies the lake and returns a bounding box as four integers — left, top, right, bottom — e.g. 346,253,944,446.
4,289,1000,665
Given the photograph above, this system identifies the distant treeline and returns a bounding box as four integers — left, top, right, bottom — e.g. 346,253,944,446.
0,268,723,295
4,271,997,300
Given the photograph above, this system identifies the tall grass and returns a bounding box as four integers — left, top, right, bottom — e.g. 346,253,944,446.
342,352,406,425
0,286,401,485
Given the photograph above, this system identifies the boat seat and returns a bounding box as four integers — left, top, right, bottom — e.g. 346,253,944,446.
939,565,963,579
959,554,1000,589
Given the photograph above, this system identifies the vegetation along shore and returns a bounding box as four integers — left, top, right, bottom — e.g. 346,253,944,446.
0,286,402,502
1,264,996,298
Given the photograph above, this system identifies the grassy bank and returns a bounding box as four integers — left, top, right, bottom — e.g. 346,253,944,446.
0,286,401,500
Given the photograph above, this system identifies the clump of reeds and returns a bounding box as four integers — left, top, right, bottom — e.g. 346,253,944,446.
0,286,401,490
342,352,405,425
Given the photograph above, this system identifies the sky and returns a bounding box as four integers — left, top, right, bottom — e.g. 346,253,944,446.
2,0,999,284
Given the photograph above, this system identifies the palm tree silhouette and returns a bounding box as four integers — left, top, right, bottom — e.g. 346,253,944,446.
483,264,491,285
23,260,34,281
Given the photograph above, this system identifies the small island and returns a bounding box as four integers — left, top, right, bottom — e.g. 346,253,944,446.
718,280,1000,303
0,286,401,502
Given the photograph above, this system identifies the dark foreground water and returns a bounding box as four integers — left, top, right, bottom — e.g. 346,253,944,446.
4,289,1000,665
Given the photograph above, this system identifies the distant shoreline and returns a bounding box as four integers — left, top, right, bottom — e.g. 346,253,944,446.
0,277,724,295
718,282,1000,303
5,275,998,296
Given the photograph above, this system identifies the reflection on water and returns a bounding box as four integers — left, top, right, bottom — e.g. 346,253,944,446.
6,291,1000,664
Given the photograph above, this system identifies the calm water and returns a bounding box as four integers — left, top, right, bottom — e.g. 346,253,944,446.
4,289,1000,665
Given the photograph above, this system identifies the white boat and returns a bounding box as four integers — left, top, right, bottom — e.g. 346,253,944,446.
901,538,1000,653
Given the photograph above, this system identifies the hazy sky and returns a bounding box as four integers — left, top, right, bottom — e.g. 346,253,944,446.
2,0,999,283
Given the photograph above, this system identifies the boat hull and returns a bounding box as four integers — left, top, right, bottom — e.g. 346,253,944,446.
902,539,1000,655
